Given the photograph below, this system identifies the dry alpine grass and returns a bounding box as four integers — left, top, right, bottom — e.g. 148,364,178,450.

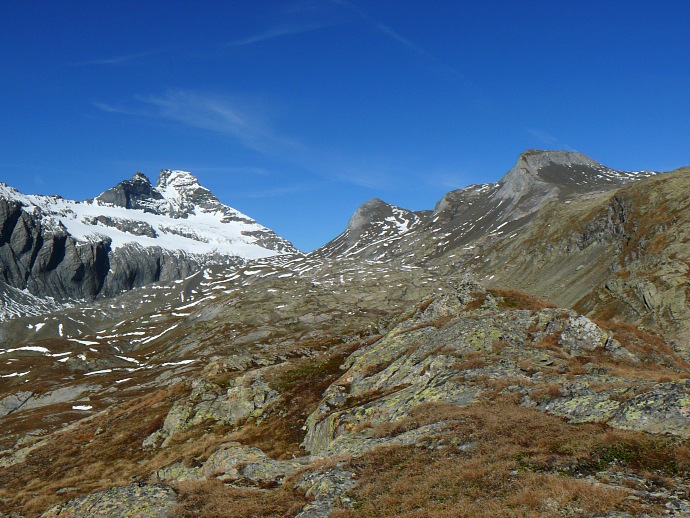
491,288,556,311
329,400,689,517
173,479,306,518
0,384,185,516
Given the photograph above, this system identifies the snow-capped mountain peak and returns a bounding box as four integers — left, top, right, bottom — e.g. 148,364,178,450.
0,170,297,302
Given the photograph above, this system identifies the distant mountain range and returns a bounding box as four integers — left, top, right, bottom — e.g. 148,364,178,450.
0,150,661,323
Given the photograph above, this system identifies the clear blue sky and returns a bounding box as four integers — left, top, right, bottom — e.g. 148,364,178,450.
1,1,688,251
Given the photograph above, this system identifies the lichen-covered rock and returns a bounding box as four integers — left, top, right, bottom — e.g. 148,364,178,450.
304,376,476,454
41,484,177,517
559,315,607,354
610,379,690,437
151,442,308,487
295,464,357,518
317,420,455,458
538,392,621,423
150,463,202,484
200,442,307,484
143,369,279,448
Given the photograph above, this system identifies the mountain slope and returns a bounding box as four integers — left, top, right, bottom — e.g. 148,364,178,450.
1,150,690,517
454,167,690,357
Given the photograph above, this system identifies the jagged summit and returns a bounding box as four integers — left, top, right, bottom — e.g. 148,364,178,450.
94,172,164,212
95,169,232,220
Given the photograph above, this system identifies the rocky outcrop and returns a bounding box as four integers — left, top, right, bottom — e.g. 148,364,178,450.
301,278,690,459
41,484,177,517
151,441,309,486
609,379,690,436
143,369,279,448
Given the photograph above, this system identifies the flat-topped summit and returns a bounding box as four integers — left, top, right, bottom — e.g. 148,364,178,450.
499,149,655,195
514,149,602,170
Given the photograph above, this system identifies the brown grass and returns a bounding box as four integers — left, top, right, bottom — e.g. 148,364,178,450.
463,292,486,311
0,384,185,515
491,288,556,311
173,479,306,517
327,400,689,517
530,383,563,403
532,332,564,353
596,320,690,369
453,350,488,371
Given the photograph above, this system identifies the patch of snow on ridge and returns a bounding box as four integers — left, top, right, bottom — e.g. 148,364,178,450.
384,215,411,233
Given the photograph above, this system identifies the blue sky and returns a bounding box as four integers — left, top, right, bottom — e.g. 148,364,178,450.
1,1,688,251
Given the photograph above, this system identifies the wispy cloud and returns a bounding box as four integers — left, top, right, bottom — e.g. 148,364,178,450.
225,0,339,47
527,128,578,152
74,48,164,66
226,22,328,47
331,0,462,77
95,90,304,158
94,89,396,189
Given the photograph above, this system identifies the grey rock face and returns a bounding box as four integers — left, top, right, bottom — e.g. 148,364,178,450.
496,150,618,220
0,196,111,300
0,198,214,301
0,391,33,418
94,172,165,213
0,385,99,419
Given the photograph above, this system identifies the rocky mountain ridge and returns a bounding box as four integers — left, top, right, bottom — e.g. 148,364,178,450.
315,150,656,264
